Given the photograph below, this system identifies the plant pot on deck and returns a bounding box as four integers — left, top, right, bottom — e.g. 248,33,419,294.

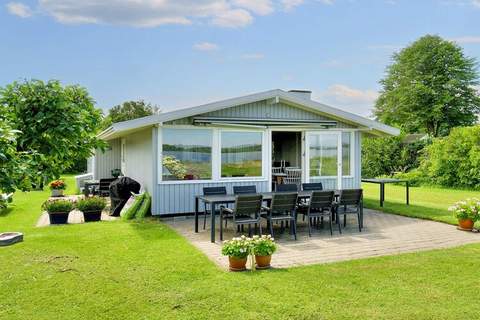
48,212,70,224
255,255,272,269
458,219,474,231
83,210,102,222
228,256,248,271
51,189,64,197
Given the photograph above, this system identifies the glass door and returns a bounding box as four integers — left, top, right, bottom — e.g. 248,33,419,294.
304,131,342,189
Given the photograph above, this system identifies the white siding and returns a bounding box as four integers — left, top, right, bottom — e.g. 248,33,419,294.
124,128,153,193
94,139,121,179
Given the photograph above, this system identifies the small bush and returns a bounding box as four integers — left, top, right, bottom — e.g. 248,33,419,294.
76,196,107,212
221,235,252,259
42,199,74,213
252,235,277,256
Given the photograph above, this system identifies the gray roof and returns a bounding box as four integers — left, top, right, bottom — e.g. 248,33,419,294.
99,89,399,139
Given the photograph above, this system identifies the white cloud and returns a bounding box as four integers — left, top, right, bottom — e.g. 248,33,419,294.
210,8,253,27
241,53,265,59
232,0,274,15
6,2,32,18
449,36,480,44
472,0,480,7
193,42,219,51
315,84,379,116
283,0,308,10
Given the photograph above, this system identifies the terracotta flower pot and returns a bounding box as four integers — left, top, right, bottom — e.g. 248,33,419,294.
458,219,474,230
228,256,247,271
51,189,64,197
255,255,272,269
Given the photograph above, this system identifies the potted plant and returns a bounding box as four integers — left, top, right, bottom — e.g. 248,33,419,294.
76,196,107,222
252,235,277,269
42,199,74,224
449,198,480,231
111,168,122,178
221,235,252,271
49,180,66,197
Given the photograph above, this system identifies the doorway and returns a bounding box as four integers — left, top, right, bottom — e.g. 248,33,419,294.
271,131,302,189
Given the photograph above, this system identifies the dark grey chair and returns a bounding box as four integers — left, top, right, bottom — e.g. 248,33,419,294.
202,187,227,230
276,184,298,192
98,178,117,197
338,189,363,232
219,194,263,240
233,185,257,194
302,183,323,191
262,192,298,240
297,191,339,236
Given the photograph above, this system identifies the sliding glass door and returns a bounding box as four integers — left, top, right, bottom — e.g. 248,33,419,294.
305,131,342,189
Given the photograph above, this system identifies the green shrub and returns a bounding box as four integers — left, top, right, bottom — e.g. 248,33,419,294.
76,196,107,212
135,192,151,219
122,193,145,220
362,135,428,178
419,126,480,189
42,199,74,213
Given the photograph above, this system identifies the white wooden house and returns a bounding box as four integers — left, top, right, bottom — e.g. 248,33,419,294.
92,89,399,215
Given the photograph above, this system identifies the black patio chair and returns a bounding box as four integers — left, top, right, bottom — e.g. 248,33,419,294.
276,183,298,192
219,194,263,240
297,190,339,236
302,183,323,191
98,178,117,197
202,186,227,230
337,189,363,232
233,185,257,194
262,192,298,240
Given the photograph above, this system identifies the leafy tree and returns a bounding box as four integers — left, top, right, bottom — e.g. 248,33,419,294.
101,100,159,130
375,35,480,137
0,79,105,187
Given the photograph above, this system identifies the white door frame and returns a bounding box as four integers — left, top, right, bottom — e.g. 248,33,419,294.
304,131,343,189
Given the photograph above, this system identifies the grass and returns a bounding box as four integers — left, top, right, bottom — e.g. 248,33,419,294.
362,182,480,226
2,176,480,319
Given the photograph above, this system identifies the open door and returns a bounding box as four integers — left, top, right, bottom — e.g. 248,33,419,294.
304,131,342,189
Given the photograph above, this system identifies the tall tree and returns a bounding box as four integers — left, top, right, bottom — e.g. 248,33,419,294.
101,100,159,130
374,35,480,137
0,79,105,186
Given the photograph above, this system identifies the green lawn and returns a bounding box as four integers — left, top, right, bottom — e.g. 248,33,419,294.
2,176,480,319
363,182,480,226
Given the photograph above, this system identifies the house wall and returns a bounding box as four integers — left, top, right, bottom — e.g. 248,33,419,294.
93,139,121,179
166,100,356,128
124,128,153,193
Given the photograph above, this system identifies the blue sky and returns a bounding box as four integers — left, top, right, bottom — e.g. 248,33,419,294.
1,0,480,117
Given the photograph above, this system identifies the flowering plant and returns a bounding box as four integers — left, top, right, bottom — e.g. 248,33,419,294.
252,235,277,256
49,180,66,190
448,198,480,221
221,235,253,259
162,156,187,180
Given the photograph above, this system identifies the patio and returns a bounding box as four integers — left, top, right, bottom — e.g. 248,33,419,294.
164,209,480,269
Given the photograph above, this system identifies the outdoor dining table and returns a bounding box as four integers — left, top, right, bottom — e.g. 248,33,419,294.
195,190,342,243
361,178,409,207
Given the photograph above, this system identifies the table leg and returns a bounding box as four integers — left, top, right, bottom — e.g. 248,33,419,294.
380,183,385,207
211,202,216,243
406,181,410,205
195,197,199,233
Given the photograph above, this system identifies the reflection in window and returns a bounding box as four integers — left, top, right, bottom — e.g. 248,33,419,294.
162,129,212,180
221,131,262,178
342,132,351,176
309,134,338,177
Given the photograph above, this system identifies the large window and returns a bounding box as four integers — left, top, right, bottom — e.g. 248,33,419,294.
221,131,263,178
342,132,351,176
162,129,212,181
309,134,338,177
